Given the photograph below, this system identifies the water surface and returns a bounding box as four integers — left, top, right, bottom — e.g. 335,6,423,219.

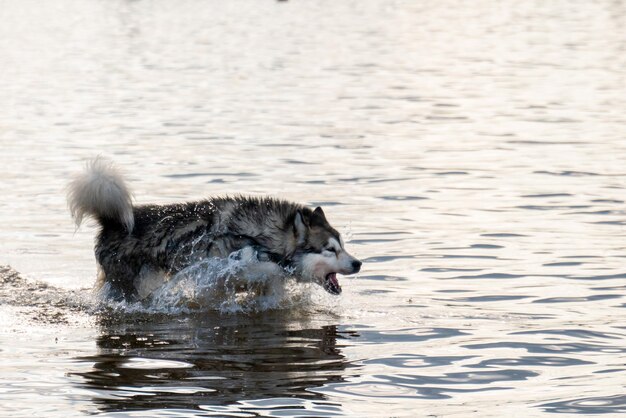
1,0,626,416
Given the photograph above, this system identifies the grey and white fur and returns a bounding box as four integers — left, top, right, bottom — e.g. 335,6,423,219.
68,157,362,300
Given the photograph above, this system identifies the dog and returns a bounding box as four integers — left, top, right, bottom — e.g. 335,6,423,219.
67,157,361,300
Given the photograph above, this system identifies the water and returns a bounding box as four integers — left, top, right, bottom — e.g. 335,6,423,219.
1,0,626,416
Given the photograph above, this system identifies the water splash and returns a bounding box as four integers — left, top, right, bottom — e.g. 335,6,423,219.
2,245,341,320
143,250,312,315
0,265,94,325
97,248,338,315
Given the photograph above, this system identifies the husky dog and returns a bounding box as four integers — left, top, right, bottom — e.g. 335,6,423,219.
67,157,361,300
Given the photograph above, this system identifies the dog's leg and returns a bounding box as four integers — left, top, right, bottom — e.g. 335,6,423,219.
97,257,141,300
239,260,287,297
134,265,170,300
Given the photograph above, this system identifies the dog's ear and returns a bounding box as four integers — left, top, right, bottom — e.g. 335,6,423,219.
311,206,328,226
294,210,308,244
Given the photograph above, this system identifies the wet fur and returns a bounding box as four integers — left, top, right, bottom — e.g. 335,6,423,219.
68,157,361,300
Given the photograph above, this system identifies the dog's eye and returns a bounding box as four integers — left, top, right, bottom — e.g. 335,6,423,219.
325,247,337,254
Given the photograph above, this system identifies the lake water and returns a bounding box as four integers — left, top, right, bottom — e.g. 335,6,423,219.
1,0,626,416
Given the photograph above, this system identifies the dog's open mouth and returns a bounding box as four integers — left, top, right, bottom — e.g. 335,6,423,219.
323,272,342,295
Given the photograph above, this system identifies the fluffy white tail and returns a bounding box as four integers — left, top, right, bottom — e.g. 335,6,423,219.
67,157,134,232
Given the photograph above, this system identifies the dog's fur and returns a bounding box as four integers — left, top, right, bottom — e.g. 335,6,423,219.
68,157,361,300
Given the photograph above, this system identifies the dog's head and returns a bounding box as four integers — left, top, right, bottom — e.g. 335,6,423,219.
290,207,361,295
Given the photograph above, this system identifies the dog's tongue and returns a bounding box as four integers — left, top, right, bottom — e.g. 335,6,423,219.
324,272,342,295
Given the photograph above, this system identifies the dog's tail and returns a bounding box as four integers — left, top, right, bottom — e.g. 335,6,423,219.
67,156,134,232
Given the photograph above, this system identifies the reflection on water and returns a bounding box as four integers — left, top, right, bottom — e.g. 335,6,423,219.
72,314,354,414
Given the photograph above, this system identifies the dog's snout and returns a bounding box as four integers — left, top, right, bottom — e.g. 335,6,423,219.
351,260,362,273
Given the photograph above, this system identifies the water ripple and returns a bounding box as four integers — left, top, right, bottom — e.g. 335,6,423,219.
540,394,626,414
